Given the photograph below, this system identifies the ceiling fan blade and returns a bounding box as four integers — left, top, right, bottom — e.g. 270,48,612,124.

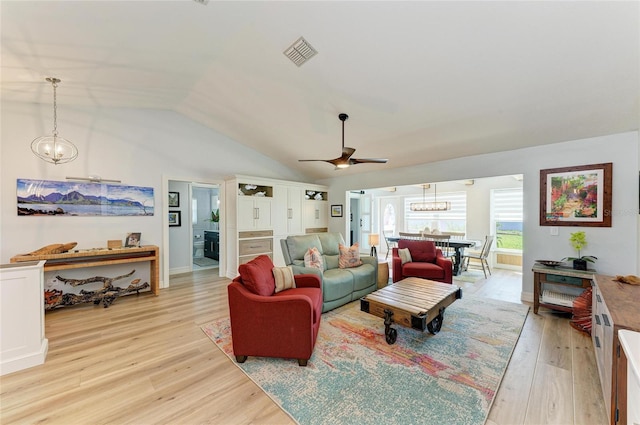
350,158,389,165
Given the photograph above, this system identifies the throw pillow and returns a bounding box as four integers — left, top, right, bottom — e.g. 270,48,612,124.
398,248,413,265
338,242,363,269
304,247,324,270
238,254,276,296
273,266,296,293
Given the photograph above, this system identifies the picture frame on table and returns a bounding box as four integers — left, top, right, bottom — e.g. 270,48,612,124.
168,192,180,208
331,204,343,217
125,232,141,247
169,211,181,227
539,162,612,227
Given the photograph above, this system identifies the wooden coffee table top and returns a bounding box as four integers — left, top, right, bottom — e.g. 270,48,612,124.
361,277,461,331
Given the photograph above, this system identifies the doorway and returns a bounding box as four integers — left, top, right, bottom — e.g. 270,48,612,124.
192,184,220,270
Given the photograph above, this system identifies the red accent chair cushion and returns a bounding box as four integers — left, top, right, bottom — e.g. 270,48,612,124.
238,254,276,296
392,239,453,284
228,255,323,366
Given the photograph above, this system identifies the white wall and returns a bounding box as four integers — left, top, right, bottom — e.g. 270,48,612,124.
0,101,309,285
168,181,190,274
321,131,640,300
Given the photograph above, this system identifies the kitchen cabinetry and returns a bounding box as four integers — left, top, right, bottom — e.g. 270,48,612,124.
592,274,640,425
204,231,219,261
532,264,594,314
303,188,328,232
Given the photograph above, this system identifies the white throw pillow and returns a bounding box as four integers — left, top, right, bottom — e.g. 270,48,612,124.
398,248,413,265
273,266,296,293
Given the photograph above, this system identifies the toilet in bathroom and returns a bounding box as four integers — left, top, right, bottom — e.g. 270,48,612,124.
193,240,205,258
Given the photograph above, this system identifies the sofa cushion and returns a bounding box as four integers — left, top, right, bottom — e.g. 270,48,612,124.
402,262,445,281
317,232,345,255
273,266,296,293
323,254,339,270
238,255,276,296
322,269,355,302
285,234,323,261
338,243,363,268
346,263,376,291
304,247,324,270
398,248,412,265
399,239,436,263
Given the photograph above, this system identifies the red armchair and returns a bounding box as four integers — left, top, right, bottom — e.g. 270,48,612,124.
227,255,323,366
392,239,453,284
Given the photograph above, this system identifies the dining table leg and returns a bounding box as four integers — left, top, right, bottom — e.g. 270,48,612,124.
453,247,464,275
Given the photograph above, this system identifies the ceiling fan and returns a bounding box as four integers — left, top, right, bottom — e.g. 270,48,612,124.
299,113,388,169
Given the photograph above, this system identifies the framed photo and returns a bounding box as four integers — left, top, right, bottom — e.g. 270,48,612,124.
168,192,180,208
169,211,181,227
540,162,612,227
125,232,141,247
331,204,343,217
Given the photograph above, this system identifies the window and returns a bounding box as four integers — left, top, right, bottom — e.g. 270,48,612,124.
382,203,396,235
491,188,523,251
404,191,466,234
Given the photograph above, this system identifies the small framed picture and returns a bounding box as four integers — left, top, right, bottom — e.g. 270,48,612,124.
168,192,180,208
169,211,181,227
125,232,141,247
331,204,343,217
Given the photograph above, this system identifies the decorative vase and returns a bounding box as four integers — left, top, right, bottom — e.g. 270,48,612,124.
573,259,587,271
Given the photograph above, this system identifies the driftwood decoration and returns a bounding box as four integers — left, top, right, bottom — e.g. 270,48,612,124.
46,269,149,309
26,242,77,256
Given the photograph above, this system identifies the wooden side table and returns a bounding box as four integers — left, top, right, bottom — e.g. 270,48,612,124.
377,262,390,289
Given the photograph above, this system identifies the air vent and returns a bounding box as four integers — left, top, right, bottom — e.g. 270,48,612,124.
283,37,318,67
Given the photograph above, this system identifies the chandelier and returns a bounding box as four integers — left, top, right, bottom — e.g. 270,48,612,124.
31,77,78,165
410,184,451,212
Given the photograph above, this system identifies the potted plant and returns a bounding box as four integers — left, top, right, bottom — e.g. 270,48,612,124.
563,231,597,271
207,209,220,230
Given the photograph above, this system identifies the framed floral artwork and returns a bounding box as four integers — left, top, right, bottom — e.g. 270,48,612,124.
540,162,612,227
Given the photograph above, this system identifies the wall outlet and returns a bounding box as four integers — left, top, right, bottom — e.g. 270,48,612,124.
550,226,559,236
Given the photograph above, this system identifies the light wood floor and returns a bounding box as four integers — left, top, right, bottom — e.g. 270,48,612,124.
0,268,608,425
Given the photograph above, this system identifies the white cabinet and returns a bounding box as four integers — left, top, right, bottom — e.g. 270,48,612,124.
274,185,304,236
238,196,272,231
303,188,328,232
1,261,48,376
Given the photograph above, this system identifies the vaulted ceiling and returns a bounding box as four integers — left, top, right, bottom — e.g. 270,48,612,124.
2,1,638,180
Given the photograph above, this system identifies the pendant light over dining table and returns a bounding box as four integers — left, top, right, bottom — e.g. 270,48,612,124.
31,77,78,165
410,183,451,212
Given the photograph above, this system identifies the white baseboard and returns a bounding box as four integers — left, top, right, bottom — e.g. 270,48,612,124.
169,266,191,276
1,339,48,376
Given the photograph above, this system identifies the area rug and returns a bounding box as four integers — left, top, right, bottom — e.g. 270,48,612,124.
201,295,529,425
453,269,487,284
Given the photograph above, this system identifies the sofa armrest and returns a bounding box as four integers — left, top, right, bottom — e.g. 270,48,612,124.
435,256,453,284
294,273,322,289
360,255,376,266
291,265,323,279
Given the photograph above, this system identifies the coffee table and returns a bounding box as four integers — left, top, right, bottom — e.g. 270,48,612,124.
360,277,462,344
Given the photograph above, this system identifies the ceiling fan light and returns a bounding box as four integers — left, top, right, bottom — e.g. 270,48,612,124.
336,163,350,169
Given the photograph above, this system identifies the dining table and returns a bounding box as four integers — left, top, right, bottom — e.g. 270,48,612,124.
388,236,477,276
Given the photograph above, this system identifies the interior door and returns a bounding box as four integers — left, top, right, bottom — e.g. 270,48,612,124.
360,193,372,254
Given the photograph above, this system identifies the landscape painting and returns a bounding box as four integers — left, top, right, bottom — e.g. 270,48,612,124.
17,179,154,216
539,163,612,227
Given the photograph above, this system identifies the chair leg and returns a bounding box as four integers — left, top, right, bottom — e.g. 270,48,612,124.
484,259,492,276
235,355,247,363
298,359,308,367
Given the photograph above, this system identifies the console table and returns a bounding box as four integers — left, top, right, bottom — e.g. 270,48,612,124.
532,264,595,314
10,245,160,295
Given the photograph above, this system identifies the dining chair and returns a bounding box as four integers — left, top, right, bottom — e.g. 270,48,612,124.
383,231,397,260
398,232,422,240
422,233,453,258
462,235,494,278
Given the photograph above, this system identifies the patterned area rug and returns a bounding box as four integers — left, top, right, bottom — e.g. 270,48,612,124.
201,295,529,425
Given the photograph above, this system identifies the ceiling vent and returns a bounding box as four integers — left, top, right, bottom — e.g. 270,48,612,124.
192,0,209,5
283,37,318,67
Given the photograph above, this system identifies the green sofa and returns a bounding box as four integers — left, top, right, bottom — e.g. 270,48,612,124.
280,233,378,313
